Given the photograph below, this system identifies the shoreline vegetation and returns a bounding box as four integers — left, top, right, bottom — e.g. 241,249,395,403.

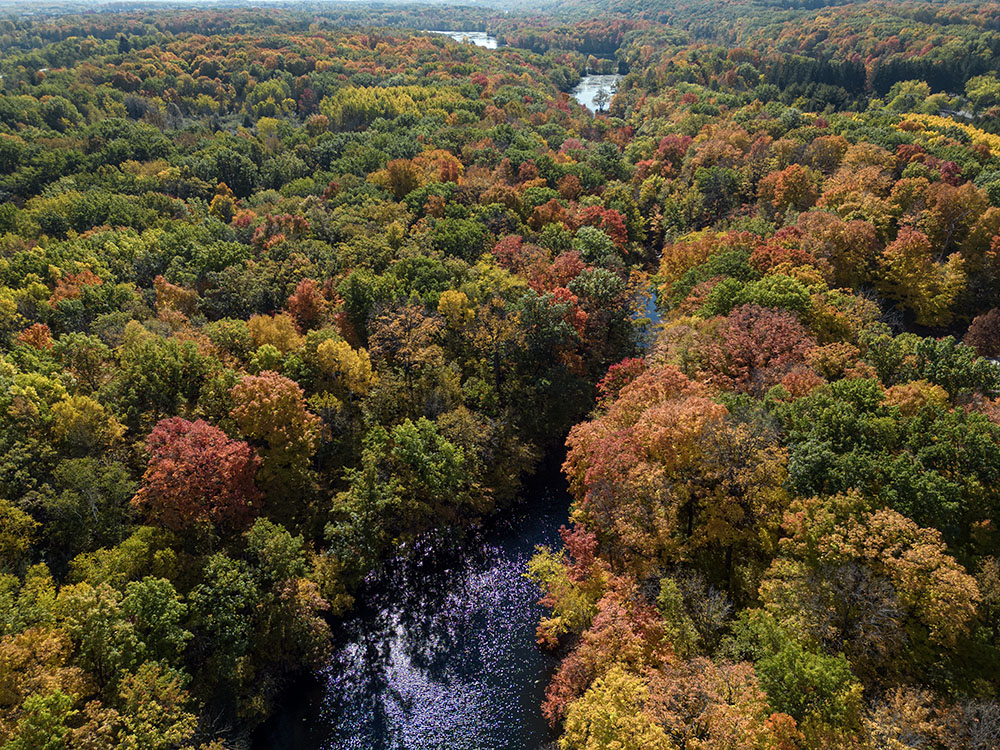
2,1,1000,748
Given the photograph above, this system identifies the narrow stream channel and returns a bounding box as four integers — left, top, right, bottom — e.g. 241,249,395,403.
254,475,570,750
252,65,654,737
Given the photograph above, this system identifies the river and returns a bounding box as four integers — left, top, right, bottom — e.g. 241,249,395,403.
427,30,499,49
422,37,622,114
254,477,569,750
253,224,653,750
571,73,623,112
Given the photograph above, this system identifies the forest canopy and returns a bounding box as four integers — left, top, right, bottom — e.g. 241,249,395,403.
2,0,1000,748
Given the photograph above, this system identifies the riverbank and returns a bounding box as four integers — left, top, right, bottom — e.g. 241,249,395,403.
253,459,572,750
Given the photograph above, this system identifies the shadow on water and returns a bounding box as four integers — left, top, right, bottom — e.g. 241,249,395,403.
254,474,570,750
571,73,623,111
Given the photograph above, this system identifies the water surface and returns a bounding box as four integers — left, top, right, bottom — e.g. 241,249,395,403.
428,30,499,49
571,73,623,111
256,482,569,750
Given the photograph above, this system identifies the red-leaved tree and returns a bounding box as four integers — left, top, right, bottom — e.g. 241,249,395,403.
700,304,815,395
132,418,261,532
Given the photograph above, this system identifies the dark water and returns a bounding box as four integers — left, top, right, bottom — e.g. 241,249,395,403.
635,285,661,351
255,482,569,750
641,286,661,325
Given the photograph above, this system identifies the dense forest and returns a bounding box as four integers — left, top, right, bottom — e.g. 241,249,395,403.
2,0,1000,748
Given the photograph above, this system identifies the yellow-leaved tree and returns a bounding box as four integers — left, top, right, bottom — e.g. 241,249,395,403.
876,228,966,327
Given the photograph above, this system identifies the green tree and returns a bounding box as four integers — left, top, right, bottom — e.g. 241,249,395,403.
118,663,198,750
121,577,191,665
3,690,77,750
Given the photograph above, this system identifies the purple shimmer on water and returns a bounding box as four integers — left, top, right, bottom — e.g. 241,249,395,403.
312,488,568,750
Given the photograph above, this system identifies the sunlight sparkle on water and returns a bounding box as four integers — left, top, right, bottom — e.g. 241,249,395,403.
317,510,561,750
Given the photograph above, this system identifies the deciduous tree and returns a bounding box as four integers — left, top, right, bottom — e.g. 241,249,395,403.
132,418,261,533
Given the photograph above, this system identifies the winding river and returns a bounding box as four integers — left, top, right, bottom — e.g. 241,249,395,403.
253,72,655,739
254,477,569,750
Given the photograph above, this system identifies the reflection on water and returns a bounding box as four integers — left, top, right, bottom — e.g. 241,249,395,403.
256,483,568,750
572,73,623,111
427,30,499,49
632,284,661,349
636,282,661,326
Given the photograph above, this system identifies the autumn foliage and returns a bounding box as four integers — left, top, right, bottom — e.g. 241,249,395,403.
7,2,1000,747
132,418,261,532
